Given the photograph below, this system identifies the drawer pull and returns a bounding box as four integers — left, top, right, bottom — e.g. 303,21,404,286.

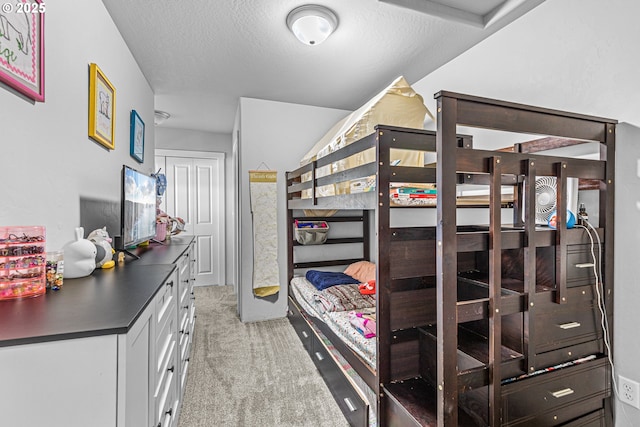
551,388,575,398
166,281,174,288
168,365,174,373
574,263,595,269
343,397,357,412
314,351,325,362
301,331,308,339
558,321,581,329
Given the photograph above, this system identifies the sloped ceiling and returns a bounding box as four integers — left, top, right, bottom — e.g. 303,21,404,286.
102,0,544,134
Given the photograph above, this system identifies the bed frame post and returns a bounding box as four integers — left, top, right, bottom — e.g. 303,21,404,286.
602,122,615,426
488,155,503,427
286,171,294,288
523,158,537,374
435,94,459,427
376,127,393,423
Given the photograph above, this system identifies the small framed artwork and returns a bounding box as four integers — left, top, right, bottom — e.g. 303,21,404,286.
88,63,116,150
0,0,45,102
130,110,145,163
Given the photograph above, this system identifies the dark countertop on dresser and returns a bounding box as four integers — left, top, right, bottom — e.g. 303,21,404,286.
0,237,193,347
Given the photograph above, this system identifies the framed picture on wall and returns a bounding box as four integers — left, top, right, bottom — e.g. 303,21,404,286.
130,110,145,162
88,63,116,150
0,0,45,102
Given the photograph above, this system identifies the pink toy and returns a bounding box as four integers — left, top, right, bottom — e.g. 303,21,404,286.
348,311,376,338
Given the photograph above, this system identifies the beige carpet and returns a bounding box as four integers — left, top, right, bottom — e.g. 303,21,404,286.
178,285,349,427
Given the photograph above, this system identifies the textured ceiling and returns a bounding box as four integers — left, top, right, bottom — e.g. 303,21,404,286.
102,0,544,134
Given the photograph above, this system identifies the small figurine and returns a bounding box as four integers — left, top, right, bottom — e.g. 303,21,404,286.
62,227,97,279
88,226,114,268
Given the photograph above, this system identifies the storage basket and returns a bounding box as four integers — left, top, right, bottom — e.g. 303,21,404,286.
294,220,329,245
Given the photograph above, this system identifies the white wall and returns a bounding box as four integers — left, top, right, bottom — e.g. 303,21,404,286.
155,127,234,285
0,0,155,251
412,0,639,424
236,97,349,322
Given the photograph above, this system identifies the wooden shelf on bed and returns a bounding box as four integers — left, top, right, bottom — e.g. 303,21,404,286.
383,378,479,426
418,325,524,391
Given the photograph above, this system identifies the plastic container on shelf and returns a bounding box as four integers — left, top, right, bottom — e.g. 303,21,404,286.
46,250,64,290
294,220,329,245
0,226,46,300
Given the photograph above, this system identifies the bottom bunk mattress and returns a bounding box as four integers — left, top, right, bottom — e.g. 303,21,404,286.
290,276,377,369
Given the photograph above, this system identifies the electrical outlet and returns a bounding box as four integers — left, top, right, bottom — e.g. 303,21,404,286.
619,375,640,409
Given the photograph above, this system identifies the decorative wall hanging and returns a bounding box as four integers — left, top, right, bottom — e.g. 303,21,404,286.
0,0,45,101
88,63,116,150
249,169,280,297
130,110,145,162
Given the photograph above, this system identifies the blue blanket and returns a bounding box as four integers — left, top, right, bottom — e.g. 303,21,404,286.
305,270,360,291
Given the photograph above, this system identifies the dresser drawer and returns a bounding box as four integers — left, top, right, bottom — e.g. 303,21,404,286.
156,271,177,328
502,357,609,426
179,308,189,335
532,301,601,353
178,279,189,307
311,334,368,427
534,340,602,371
561,409,606,426
287,296,313,352
155,350,178,427
179,351,190,396
566,245,600,288
155,313,177,391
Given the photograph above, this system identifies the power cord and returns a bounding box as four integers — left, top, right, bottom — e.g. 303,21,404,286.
575,219,632,426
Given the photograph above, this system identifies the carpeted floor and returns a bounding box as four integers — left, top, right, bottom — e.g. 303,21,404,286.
178,285,349,427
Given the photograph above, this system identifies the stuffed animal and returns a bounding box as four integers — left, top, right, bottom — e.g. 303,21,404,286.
62,227,97,278
88,226,114,268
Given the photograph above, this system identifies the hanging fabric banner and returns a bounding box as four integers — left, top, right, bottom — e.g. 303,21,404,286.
249,170,280,297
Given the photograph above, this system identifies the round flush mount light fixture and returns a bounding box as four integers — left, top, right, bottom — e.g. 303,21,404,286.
154,110,171,125
286,4,338,46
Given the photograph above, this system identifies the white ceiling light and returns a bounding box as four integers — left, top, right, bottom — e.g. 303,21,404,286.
286,5,338,46
154,110,170,125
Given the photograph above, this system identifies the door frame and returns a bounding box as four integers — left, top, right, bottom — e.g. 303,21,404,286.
156,149,226,286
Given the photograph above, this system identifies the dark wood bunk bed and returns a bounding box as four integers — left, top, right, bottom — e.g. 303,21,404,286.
286,91,616,426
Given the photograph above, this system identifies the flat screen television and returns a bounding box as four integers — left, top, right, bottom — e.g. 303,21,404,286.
121,165,157,248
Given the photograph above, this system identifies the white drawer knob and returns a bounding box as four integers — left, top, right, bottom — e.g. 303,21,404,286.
574,263,595,268
551,388,574,398
344,397,357,412
558,322,581,330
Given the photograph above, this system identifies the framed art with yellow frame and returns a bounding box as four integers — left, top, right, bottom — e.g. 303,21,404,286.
88,63,116,149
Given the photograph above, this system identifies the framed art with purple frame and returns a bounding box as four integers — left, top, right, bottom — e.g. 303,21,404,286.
0,0,45,102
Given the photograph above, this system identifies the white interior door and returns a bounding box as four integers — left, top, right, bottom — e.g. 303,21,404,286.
158,151,225,286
